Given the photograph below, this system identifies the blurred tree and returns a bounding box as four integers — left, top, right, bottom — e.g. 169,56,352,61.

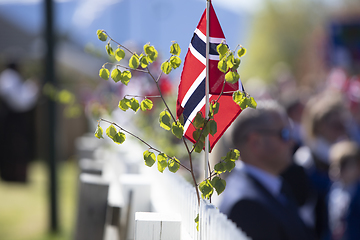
241,0,326,83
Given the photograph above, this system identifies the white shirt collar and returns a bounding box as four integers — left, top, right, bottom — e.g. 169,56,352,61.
242,163,282,197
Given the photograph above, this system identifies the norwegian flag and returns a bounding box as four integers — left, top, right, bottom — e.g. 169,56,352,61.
176,2,243,151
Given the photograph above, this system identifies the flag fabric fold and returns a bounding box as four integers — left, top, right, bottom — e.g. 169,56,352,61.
176,2,243,151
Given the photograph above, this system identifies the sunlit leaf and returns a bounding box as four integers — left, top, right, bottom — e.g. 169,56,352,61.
248,97,257,109
170,56,181,69
159,110,171,130
161,61,172,74
170,42,181,56
99,67,110,80
217,43,228,60
157,153,168,173
171,121,184,139
113,131,126,144
96,30,107,41
144,44,158,63
199,180,213,199
218,58,228,73
118,98,131,111
237,47,247,58
111,68,122,83
129,54,140,69
140,99,153,111
210,102,219,116
106,124,117,140
106,42,114,56
115,48,125,61
139,55,149,68
143,150,156,167
129,98,140,112
168,158,180,173
94,125,104,139
226,53,235,69
195,214,199,231
233,58,241,69
121,71,132,85
225,71,240,84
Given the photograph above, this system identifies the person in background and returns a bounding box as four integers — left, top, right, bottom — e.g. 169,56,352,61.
326,141,360,240
219,100,314,240
294,91,350,239
0,61,39,182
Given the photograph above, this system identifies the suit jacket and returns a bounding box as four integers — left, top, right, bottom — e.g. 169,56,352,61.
219,166,315,240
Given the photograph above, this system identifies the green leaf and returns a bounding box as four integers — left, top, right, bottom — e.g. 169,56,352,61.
159,110,171,130
157,153,168,173
232,91,242,103
129,54,140,69
171,121,184,139
113,131,126,144
195,214,199,231
248,96,257,109
199,180,214,199
144,44,158,63
94,125,104,139
99,68,110,80
225,71,240,84
168,158,180,173
233,58,241,69
170,56,181,69
161,61,172,74
130,98,140,112
217,43,228,60
96,30,107,41
214,162,226,174
106,42,114,56
227,149,240,161
120,71,132,85
111,68,122,83
194,140,205,153
193,129,205,143
115,48,125,61
239,97,250,110
193,112,205,129
118,98,131,111
237,47,247,58
139,55,149,68
211,176,226,195
170,42,181,56
106,125,118,140
218,58,228,73
143,150,156,167
140,99,153,111
209,120,217,136
226,53,235,69
225,160,236,172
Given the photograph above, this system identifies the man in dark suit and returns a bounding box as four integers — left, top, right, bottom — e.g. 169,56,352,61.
219,100,315,240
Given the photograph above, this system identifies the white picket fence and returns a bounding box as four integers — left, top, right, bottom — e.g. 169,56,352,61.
148,167,250,240
75,133,250,240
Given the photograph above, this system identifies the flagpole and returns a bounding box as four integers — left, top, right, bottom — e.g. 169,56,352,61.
205,0,210,180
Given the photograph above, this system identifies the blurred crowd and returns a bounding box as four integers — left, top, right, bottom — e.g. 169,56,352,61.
218,65,360,240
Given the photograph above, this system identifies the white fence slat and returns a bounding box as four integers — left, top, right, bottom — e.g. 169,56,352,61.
134,212,181,240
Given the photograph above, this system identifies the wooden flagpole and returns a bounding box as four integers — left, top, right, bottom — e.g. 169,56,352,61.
205,0,210,180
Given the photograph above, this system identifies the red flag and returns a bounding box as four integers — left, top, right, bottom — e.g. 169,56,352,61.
176,2,243,151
